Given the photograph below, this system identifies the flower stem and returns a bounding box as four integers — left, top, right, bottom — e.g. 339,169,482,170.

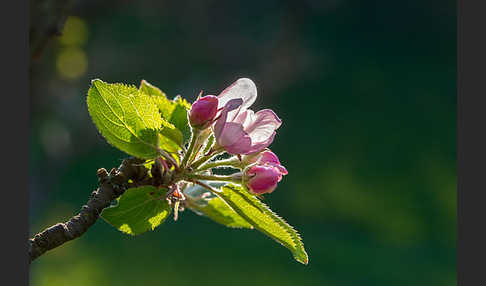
188,173,238,183
181,128,201,168
187,128,211,164
190,147,224,169
196,157,242,172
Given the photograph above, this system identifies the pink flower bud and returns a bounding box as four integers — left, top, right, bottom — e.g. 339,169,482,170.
189,95,219,128
245,165,283,195
242,150,288,175
243,150,288,195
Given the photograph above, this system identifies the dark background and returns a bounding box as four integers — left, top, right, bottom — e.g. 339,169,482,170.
29,0,456,285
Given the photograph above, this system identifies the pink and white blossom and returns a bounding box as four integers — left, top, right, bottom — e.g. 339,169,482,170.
212,78,282,155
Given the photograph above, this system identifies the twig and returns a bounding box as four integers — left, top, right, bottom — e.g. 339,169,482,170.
29,0,74,60
28,157,147,263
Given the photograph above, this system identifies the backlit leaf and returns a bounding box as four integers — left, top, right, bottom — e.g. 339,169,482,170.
87,79,166,158
140,79,191,145
184,184,253,229
101,186,171,235
217,184,309,264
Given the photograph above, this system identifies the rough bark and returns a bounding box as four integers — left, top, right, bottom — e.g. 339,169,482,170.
28,157,148,264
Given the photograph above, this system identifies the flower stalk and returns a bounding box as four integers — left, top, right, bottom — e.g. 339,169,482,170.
181,127,201,168
195,157,243,172
189,147,225,170
188,173,241,183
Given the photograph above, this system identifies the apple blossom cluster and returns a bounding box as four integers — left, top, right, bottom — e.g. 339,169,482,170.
185,78,287,195
84,76,308,264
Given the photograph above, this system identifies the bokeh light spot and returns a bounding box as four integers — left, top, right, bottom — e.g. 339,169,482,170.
59,16,88,46
56,47,88,80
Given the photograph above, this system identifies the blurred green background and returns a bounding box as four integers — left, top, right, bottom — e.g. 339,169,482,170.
29,0,456,285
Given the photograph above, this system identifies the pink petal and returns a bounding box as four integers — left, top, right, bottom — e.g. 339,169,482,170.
217,78,257,111
225,134,252,154
213,98,243,139
273,164,288,175
258,151,289,175
244,109,282,144
258,150,281,165
216,122,250,152
245,131,276,154
234,109,253,126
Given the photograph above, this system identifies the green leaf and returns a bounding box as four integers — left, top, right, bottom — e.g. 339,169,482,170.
141,80,192,145
184,185,253,229
138,80,184,151
158,121,183,152
151,95,175,120
101,186,171,236
87,79,166,159
154,95,191,145
217,184,309,264
170,96,192,144
139,79,167,98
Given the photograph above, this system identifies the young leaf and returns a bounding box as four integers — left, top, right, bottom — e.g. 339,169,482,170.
87,79,166,159
139,80,184,150
158,122,183,152
101,186,171,236
184,184,253,229
141,80,192,145
217,184,309,264
139,79,167,98
153,95,191,145
139,80,177,122
170,96,192,144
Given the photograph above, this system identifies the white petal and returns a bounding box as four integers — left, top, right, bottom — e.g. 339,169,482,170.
244,109,282,143
234,109,255,129
217,78,257,110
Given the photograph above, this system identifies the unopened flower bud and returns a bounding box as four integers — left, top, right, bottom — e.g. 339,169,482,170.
244,165,283,195
189,95,219,129
243,150,287,195
242,149,288,175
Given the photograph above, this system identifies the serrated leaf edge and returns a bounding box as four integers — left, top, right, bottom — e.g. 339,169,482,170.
87,79,181,158
221,184,309,264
